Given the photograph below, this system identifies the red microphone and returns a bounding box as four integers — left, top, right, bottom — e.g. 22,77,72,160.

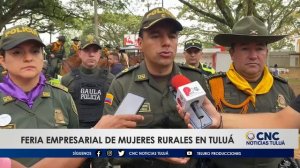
171,74,212,128
171,74,191,91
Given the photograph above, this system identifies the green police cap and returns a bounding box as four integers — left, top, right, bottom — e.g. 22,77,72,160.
0,25,45,50
80,35,101,49
140,7,183,31
214,16,287,47
184,39,202,51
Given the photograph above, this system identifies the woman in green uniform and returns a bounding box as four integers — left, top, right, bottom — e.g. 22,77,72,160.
0,25,79,167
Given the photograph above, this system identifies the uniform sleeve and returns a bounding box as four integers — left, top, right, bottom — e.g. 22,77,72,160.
290,95,300,112
103,79,124,115
61,73,72,87
66,93,79,128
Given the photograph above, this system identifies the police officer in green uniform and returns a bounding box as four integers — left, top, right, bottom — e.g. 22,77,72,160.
61,35,114,168
183,39,215,77
0,25,79,167
103,7,211,168
206,16,296,168
45,35,66,78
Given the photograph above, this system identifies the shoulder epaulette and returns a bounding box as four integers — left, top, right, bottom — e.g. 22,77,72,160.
208,72,226,80
177,63,202,73
116,64,140,78
273,75,288,84
47,82,69,92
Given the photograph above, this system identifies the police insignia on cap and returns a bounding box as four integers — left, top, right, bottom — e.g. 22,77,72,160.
54,109,66,124
277,94,287,108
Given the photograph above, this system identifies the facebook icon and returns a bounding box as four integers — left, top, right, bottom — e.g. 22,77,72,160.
95,150,101,157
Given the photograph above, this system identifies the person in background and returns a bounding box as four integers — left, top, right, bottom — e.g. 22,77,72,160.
272,63,280,76
45,35,66,78
103,7,211,168
0,25,78,167
183,39,215,77
61,35,114,168
69,37,80,57
108,51,124,75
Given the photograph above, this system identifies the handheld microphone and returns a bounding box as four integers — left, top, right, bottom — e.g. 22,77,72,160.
171,74,212,128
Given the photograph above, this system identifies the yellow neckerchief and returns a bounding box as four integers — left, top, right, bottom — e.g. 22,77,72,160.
71,43,79,52
51,41,63,53
226,63,273,105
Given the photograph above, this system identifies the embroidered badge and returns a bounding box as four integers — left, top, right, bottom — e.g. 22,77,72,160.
249,29,258,35
137,74,146,80
138,102,151,113
277,94,287,108
2,96,14,103
104,93,114,106
42,92,51,97
54,109,66,124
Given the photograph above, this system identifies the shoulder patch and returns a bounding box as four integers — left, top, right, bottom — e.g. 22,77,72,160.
208,72,226,80
273,75,288,84
47,82,69,92
116,64,140,78
178,63,202,73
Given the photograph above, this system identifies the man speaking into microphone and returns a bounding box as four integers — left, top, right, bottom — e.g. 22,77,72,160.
102,7,213,168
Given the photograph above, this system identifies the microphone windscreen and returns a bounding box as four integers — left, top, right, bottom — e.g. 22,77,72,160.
171,74,191,91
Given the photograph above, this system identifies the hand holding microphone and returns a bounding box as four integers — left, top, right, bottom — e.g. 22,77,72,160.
171,74,212,128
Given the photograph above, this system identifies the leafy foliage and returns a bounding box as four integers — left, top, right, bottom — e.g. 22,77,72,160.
177,0,300,49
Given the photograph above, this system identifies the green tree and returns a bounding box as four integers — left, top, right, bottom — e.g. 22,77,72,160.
0,0,86,33
177,0,300,49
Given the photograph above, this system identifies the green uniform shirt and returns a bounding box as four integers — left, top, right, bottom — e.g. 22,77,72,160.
104,62,211,168
0,83,79,167
207,73,296,168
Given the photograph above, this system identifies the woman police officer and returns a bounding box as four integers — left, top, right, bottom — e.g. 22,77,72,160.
0,25,79,167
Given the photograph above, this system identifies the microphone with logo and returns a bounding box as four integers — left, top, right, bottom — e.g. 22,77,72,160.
171,74,212,128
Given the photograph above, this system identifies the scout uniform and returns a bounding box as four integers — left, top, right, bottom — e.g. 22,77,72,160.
0,25,79,167
69,37,80,57
184,39,215,77
206,16,296,168
45,35,66,78
104,62,212,168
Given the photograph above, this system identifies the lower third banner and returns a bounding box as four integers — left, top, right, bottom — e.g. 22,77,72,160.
0,149,293,158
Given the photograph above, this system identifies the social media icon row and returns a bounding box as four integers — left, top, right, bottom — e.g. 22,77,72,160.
95,150,125,157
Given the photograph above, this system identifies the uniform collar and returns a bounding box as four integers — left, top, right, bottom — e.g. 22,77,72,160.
79,65,98,74
133,62,181,82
